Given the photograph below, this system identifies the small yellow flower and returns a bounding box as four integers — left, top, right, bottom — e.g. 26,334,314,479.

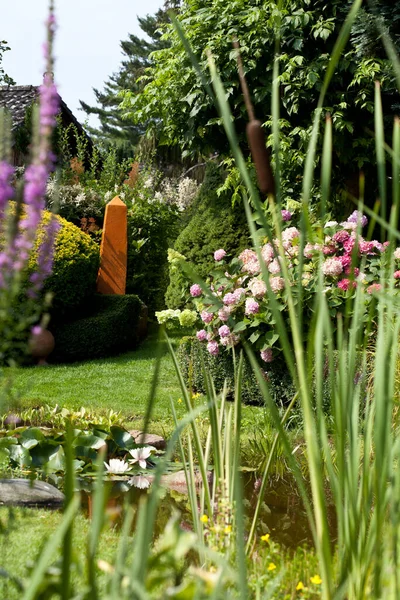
224,525,232,534
296,581,304,591
192,392,201,399
310,575,322,585
177,398,183,404
200,514,208,524
267,562,277,571
261,533,270,542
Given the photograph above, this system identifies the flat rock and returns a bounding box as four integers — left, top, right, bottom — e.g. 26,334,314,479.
0,479,65,506
129,430,167,451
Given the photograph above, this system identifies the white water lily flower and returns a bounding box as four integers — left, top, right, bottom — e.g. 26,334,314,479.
129,475,151,489
128,446,156,469
104,458,131,475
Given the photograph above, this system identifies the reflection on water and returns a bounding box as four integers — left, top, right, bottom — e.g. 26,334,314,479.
79,473,336,550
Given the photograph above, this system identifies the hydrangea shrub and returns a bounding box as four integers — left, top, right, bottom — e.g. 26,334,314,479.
185,210,394,364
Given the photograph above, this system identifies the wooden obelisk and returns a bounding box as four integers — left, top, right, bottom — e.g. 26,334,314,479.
96,196,127,295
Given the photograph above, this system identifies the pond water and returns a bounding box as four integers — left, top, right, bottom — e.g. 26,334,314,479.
79,473,335,550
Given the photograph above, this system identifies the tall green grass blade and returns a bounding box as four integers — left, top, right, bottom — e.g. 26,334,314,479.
61,420,75,600
245,391,298,554
21,496,80,600
87,449,107,600
166,333,212,514
374,82,387,236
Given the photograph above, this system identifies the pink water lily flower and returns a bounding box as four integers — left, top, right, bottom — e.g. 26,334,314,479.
129,446,156,469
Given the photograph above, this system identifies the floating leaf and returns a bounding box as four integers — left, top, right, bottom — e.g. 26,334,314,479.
110,426,135,450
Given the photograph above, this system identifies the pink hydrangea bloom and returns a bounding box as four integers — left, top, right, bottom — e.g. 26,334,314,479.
223,293,237,306
281,210,292,221
394,248,400,260
190,284,202,297
243,258,261,275
220,334,240,347
214,249,226,261
260,348,273,363
248,278,267,298
332,230,350,244
341,221,358,231
218,325,230,338
304,243,315,259
269,276,285,292
233,287,246,301
201,310,213,324
239,249,258,264
218,307,231,321
207,341,219,356
367,283,382,294
337,279,356,291
268,258,281,275
196,329,207,341
343,238,356,254
261,243,274,263
281,227,300,242
322,257,343,276
339,255,352,269
245,298,259,315
323,245,336,255
359,240,375,254
394,271,400,279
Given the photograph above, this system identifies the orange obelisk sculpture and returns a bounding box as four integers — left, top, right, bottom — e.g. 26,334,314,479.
96,196,127,294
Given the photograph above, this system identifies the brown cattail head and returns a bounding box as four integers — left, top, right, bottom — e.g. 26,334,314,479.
246,120,275,196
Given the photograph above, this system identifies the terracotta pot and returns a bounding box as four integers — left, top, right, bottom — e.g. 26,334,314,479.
29,328,55,365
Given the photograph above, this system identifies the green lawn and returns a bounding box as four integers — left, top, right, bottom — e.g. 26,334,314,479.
3,334,183,435
0,506,126,600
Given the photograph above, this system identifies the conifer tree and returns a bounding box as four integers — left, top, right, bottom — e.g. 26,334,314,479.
79,2,180,154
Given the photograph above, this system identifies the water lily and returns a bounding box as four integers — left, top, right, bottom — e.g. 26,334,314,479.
128,446,155,469
104,458,131,474
129,475,151,489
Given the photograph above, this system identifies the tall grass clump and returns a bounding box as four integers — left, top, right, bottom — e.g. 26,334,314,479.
170,0,400,597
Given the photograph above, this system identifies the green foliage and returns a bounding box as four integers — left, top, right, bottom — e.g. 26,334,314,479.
126,194,181,313
31,212,100,313
50,294,144,362
165,163,249,308
123,0,400,211
0,40,15,85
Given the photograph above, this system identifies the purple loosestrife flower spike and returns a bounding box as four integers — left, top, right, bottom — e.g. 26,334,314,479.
0,161,14,214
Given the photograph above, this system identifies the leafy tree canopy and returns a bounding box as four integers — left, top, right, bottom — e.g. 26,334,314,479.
121,0,400,207
0,40,15,86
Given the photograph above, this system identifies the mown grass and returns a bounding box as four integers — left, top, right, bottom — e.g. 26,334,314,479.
0,506,129,600
2,332,272,447
3,334,181,433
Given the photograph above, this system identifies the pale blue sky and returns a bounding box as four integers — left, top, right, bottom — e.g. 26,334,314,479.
2,0,164,126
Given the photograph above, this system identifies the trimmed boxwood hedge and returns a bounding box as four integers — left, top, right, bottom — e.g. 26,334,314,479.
50,294,145,362
177,336,295,406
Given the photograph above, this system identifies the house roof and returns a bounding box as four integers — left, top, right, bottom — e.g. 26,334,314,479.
0,85,93,150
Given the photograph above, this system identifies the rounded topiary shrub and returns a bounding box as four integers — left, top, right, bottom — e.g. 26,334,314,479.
165,163,250,309
28,211,100,313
